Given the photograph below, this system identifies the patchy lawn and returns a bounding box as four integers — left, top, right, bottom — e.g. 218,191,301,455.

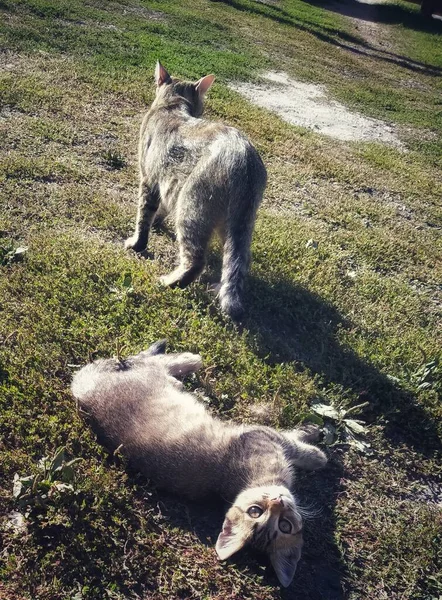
0,1,441,599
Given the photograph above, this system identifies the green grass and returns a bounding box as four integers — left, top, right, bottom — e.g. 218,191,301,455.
1,0,441,599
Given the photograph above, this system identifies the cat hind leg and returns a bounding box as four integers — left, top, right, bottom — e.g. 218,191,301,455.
283,430,327,471
160,216,212,288
136,343,202,378
161,353,203,378
290,424,322,444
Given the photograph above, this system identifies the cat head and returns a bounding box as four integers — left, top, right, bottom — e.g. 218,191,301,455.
216,484,303,587
154,61,215,117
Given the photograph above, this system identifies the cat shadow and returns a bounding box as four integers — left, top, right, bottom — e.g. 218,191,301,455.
124,454,345,599
152,218,440,459
152,218,176,241
287,457,344,600
240,274,441,459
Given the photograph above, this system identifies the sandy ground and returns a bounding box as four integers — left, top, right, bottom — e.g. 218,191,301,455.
230,70,402,145
235,0,406,146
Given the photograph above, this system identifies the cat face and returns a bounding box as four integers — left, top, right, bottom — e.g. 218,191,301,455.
154,61,215,117
215,485,303,587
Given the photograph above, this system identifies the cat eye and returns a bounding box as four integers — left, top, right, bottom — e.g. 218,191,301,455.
247,505,264,518
278,518,292,534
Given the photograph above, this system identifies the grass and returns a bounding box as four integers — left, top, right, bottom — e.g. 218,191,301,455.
0,0,441,599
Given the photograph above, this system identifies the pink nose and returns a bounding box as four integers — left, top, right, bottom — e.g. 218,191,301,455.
269,496,284,507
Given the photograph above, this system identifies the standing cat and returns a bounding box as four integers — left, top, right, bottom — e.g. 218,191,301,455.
125,62,267,320
72,341,327,587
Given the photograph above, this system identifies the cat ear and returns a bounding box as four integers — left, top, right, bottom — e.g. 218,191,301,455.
215,517,248,560
155,61,171,87
269,546,301,588
195,74,215,97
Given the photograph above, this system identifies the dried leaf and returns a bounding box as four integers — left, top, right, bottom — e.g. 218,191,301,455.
348,437,372,454
344,419,367,434
12,474,23,499
53,482,74,493
345,429,372,454
343,401,370,416
6,510,27,533
311,403,340,419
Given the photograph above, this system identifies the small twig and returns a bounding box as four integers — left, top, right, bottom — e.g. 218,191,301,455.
0,330,18,345
113,443,124,457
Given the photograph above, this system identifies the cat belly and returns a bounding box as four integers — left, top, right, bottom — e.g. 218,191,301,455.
132,439,223,500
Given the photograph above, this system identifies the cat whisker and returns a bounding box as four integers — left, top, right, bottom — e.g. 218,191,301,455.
296,503,324,520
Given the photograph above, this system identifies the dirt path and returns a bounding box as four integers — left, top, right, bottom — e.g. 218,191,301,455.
231,0,431,145
328,0,393,49
230,70,402,145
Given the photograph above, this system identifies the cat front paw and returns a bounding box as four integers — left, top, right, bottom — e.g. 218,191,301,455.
125,236,147,253
305,446,328,470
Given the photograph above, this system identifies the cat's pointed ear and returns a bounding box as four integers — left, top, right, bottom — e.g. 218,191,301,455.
195,74,215,97
215,517,248,560
155,61,171,87
269,546,301,588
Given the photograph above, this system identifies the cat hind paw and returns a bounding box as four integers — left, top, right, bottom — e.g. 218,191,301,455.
125,236,147,253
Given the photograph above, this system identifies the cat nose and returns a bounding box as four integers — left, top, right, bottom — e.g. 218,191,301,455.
269,496,284,507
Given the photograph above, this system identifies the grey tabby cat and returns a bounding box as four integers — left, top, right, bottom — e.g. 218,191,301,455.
125,62,267,320
72,341,327,587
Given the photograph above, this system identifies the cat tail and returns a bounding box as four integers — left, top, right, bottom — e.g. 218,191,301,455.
219,156,266,321
219,218,254,321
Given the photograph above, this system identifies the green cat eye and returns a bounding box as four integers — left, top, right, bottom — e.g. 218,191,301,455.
247,505,264,518
278,518,292,534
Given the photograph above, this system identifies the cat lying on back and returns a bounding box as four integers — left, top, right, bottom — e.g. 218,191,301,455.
125,62,267,320
72,341,327,587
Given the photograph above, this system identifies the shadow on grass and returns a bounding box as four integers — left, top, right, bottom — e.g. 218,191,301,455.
19,459,344,599
126,458,346,600
304,0,442,30
73,383,346,598
210,0,442,75
242,274,441,458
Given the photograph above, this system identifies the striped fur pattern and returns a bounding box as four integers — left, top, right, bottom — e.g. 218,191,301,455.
72,343,327,587
125,62,267,320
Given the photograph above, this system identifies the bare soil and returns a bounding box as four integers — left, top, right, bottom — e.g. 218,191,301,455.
231,70,403,145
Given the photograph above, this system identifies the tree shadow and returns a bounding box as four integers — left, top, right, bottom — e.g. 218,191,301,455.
304,0,442,30
211,0,442,75
241,274,441,458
